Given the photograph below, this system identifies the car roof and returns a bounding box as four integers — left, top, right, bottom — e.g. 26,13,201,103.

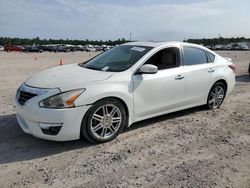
122,41,166,47
123,41,202,48
122,41,216,54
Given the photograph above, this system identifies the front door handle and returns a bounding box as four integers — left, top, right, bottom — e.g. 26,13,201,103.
208,68,215,73
175,74,184,80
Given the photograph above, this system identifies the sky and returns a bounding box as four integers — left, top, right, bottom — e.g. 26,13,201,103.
0,0,250,41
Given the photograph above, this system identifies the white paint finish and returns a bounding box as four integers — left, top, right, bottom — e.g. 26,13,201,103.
26,64,113,89
184,63,217,105
15,96,91,141
15,41,235,141
133,66,185,118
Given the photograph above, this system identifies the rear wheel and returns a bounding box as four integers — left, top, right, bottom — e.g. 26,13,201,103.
81,99,126,143
207,82,226,109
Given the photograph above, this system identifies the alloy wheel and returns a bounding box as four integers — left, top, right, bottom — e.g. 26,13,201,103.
90,104,122,140
208,85,225,109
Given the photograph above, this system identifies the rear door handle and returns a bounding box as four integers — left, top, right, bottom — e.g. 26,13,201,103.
175,74,184,80
208,68,215,73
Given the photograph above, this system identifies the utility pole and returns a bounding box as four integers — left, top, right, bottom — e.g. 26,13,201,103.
129,33,132,41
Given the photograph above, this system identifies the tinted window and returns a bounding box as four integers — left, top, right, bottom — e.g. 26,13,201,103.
79,45,152,72
207,52,215,63
183,46,208,65
145,47,180,70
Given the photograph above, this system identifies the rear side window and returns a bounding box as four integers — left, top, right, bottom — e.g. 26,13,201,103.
207,52,215,63
183,46,208,65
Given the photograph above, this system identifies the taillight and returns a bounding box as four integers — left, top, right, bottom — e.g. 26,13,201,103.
228,64,236,74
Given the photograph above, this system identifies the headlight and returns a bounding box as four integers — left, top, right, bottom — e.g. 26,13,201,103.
39,89,85,108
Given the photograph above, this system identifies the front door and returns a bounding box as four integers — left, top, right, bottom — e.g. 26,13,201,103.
132,47,185,120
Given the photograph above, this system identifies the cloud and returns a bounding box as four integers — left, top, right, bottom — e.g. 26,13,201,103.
0,0,249,40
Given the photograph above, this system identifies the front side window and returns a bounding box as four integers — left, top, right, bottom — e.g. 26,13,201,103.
183,46,208,65
145,47,180,70
79,45,152,72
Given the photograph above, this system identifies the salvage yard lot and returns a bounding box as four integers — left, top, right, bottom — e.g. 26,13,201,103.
0,51,249,187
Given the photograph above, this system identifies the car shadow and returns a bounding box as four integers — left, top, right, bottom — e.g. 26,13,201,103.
0,106,206,164
236,74,250,83
0,114,93,164
125,106,207,132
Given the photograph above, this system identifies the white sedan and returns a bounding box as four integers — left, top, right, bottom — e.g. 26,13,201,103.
15,42,236,143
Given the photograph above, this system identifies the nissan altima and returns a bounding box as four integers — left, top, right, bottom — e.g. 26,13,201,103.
15,42,236,143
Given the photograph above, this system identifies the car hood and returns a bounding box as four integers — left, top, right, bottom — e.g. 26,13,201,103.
25,64,113,89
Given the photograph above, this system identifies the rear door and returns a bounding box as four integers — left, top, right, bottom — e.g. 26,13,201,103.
182,46,216,106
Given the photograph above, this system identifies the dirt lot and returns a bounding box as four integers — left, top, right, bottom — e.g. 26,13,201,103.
0,51,249,188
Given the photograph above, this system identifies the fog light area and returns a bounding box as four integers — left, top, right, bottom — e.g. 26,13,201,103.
38,122,63,135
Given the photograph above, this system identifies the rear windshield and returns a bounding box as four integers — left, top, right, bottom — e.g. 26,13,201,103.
79,45,152,72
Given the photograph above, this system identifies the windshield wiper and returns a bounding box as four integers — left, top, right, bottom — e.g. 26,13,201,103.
78,63,101,71
84,66,101,71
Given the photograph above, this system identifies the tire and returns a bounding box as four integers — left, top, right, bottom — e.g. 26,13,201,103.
81,98,126,143
206,82,226,109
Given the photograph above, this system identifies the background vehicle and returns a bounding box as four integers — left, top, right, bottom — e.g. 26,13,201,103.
232,44,240,50
66,45,87,52
224,44,232,50
214,45,224,50
53,46,70,53
4,45,24,52
15,42,235,143
23,46,43,53
240,44,249,50
38,45,56,52
86,46,96,52
0,45,4,51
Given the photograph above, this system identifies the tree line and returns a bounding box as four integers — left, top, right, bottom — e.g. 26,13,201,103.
0,37,130,46
184,37,250,46
1,36,249,46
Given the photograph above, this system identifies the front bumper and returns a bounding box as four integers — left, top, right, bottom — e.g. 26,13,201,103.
15,95,91,141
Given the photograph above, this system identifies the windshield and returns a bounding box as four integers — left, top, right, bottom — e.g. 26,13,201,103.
79,45,152,72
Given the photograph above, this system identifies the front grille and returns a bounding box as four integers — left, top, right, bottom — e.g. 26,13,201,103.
18,90,37,105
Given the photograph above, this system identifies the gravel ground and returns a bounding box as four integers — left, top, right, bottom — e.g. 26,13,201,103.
0,51,249,188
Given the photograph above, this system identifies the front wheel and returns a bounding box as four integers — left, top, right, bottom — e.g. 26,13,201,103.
207,82,226,109
82,99,126,143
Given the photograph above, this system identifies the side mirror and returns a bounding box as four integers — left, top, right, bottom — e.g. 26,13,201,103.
138,64,158,74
